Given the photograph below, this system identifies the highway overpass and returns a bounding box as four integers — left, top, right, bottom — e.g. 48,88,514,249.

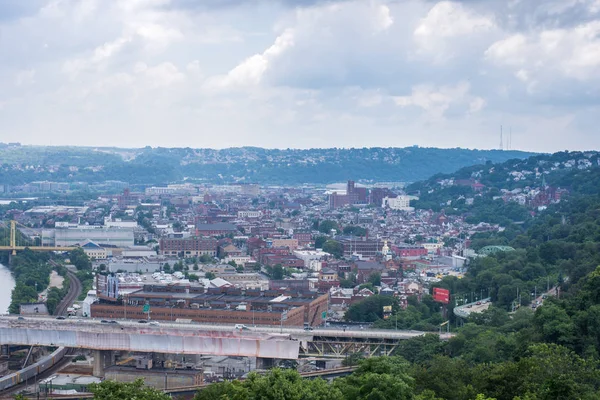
0,316,299,360
0,316,452,367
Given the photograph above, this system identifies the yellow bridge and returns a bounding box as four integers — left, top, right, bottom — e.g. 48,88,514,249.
0,220,76,255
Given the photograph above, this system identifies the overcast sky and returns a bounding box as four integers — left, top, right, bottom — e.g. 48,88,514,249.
0,0,599,152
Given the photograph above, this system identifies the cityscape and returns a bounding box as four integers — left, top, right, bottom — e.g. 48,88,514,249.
2,0,600,399
0,147,597,399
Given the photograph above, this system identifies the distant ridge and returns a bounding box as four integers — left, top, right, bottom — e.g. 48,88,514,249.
0,145,536,185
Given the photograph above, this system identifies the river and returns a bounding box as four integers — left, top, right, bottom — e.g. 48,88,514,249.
0,263,16,313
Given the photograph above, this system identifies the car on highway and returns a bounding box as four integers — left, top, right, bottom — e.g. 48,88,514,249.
100,320,109,323
476,301,482,305
138,320,148,324
149,321,160,326
234,324,249,330
466,304,473,308
17,316,25,320
56,316,66,320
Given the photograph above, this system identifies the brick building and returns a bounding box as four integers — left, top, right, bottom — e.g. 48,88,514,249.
159,237,218,257
91,283,328,327
337,237,385,258
392,244,428,259
195,223,239,236
293,232,312,247
328,180,368,209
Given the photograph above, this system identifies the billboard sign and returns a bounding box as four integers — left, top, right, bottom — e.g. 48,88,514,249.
383,305,393,319
433,288,450,304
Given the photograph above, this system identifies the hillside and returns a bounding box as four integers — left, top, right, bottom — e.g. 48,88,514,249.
0,145,535,186
407,151,600,226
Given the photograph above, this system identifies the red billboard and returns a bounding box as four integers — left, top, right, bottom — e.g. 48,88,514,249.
433,288,450,304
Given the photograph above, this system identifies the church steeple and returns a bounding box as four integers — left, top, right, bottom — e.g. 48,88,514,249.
541,173,547,188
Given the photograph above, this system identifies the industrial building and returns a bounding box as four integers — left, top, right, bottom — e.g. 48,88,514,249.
42,226,135,247
91,283,329,327
159,237,218,257
336,237,386,258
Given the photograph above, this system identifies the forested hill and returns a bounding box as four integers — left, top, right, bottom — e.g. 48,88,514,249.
406,151,600,226
0,145,534,185
408,150,600,193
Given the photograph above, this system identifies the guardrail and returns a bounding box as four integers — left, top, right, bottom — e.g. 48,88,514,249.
453,298,491,319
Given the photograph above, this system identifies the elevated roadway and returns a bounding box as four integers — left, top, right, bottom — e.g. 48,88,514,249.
0,316,452,360
0,316,299,361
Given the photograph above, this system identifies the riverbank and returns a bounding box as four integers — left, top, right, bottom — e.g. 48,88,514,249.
0,263,16,314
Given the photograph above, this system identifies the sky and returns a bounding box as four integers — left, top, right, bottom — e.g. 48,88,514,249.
0,0,599,152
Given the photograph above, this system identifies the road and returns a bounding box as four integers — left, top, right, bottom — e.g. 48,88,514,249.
0,315,451,341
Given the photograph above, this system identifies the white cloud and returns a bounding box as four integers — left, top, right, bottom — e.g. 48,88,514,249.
486,21,600,82
469,97,486,113
15,69,36,86
393,82,474,118
211,1,398,90
210,28,295,88
414,1,495,61
1,0,600,151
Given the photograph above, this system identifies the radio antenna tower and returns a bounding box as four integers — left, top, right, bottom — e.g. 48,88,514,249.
500,125,503,150
509,127,512,150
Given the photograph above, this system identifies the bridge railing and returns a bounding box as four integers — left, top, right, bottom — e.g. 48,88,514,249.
453,297,491,319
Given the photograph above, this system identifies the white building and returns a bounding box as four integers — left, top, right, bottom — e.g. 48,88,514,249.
42,226,135,247
293,250,330,269
237,211,263,219
382,195,418,211
82,290,97,318
81,241,108,260
223,256,253,265
104,218,138,229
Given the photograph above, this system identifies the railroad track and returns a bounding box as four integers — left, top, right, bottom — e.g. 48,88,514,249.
54,269,81,316
0,349,75,398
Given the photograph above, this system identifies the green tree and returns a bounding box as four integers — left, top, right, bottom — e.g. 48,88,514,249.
368,272,381,286
345,295,398,322
195,369,343,400
269,264,284,280
199,254,214,263
318,220,339,235
335,357,416,400
205,271,216,280
88,379,170,400
323,240,343,258
343,225,367,237
69,247,92,270
315,235,328,249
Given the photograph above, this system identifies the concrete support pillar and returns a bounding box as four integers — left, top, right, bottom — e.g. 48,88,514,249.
256,357,275,370
1,345,10,357
93,350,113,377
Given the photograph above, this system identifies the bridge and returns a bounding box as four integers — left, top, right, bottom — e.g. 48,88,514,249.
0,220,76,254
453,298,492,319
0,316,451,374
